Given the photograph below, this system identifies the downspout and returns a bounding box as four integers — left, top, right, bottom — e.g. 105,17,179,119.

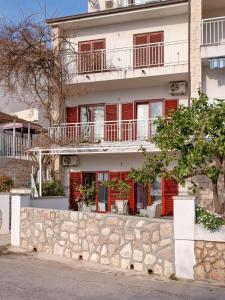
188,0,191,107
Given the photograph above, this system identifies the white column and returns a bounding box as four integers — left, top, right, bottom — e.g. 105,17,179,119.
11,194,30,247
174,196,196,280
0,193,10,234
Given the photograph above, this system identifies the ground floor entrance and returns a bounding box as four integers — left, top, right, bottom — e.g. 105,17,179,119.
69,171,178,216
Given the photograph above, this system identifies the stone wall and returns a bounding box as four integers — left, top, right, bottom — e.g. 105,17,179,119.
20,208,175,276
0,157,34,187
194,241,225,282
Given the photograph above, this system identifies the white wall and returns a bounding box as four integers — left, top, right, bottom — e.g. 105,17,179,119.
66,85,188,108
69,14,188,51
202,66,225,100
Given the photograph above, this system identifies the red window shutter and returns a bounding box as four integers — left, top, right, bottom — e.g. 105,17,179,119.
108,172,121,212
93,40,105,51
165,99,178,117
70,172,82,210
122,103,134,141
134,34,148,68
149,31,164,66
121,172,135,215
92,39,106,72
105,104,118,141
66,107,78,123
162,178,178,216
78,42,92,73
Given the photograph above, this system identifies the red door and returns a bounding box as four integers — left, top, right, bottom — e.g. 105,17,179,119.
162,178,178,216
70,172,82,210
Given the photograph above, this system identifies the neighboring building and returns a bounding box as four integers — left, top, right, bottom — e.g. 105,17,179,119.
32,0,225,215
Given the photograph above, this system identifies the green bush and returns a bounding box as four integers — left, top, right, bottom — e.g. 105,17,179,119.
0,176,14,192
196,206,225,231
40,181,65,197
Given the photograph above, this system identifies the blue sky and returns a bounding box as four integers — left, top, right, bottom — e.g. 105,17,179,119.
0,0,87,22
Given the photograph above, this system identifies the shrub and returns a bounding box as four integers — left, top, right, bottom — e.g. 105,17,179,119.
196,206,225,231
0,176,14,192
40,181,65,197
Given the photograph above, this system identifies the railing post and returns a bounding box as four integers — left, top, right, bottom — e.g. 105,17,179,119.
12,119,16,158
38,150,42,197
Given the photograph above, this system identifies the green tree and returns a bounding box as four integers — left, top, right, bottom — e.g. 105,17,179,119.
131,92,225,214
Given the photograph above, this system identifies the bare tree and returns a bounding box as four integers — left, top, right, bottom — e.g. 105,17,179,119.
0,16,78,184
0,17,76,126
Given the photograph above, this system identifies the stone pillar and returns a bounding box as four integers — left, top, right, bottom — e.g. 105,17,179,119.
174,195,196,279
0,193,10,234
11,193,30,247
190,0,202,98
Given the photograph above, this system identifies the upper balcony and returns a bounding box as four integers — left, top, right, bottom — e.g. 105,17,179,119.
88,0,181,13
201,16,225,59
65,40,188,86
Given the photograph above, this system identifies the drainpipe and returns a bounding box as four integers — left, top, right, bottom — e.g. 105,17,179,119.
188,0,191,107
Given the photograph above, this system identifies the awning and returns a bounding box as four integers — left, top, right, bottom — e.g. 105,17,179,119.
209,58,225,69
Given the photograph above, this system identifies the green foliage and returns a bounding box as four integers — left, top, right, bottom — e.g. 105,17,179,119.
41,181,65,197
78,182,96,207
103,179,131,200
0,175,14,192
196,206,225,231
130,92,225,213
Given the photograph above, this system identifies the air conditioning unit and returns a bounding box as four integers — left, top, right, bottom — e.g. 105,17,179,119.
169,81,187,96
62,155,80,167
105,0,114,9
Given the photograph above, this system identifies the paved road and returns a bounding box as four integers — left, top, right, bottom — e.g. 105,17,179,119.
0,250,224,300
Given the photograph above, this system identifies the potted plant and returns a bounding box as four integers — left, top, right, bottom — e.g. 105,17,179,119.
0,176,14,193
78,182,96,212
103,179,131,214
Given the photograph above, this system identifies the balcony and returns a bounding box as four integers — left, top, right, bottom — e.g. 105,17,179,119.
201,17,225,59
66,41,188,85
117,0,166,7
46,119,159,154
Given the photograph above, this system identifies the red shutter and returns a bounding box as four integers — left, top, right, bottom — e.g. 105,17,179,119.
66,107,78,123
121,172,135,215
70,172,82,210
66,107,78,142
162,178,178,216
165,99,178,117
105,104,118,141
78,42,92,73
149,31,164,67
93,39,105,72
108,172,121,212
134,34,148,68
121,103,134,141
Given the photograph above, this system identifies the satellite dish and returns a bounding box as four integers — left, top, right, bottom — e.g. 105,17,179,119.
88,0,99,7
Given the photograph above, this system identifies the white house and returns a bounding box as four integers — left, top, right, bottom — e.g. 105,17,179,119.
32,0,225,215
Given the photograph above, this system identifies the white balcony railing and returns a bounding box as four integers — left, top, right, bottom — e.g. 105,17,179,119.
117,0,166,7
48,119,159,145
202,17,225,45
66,41,188,75
0,132,29,159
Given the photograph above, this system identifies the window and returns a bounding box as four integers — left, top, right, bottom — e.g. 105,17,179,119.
134,32,164,68
78,39,106,73
80,105,104,142
97,173,109,212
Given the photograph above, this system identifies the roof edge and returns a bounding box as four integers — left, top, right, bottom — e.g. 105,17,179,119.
46,0,188,25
